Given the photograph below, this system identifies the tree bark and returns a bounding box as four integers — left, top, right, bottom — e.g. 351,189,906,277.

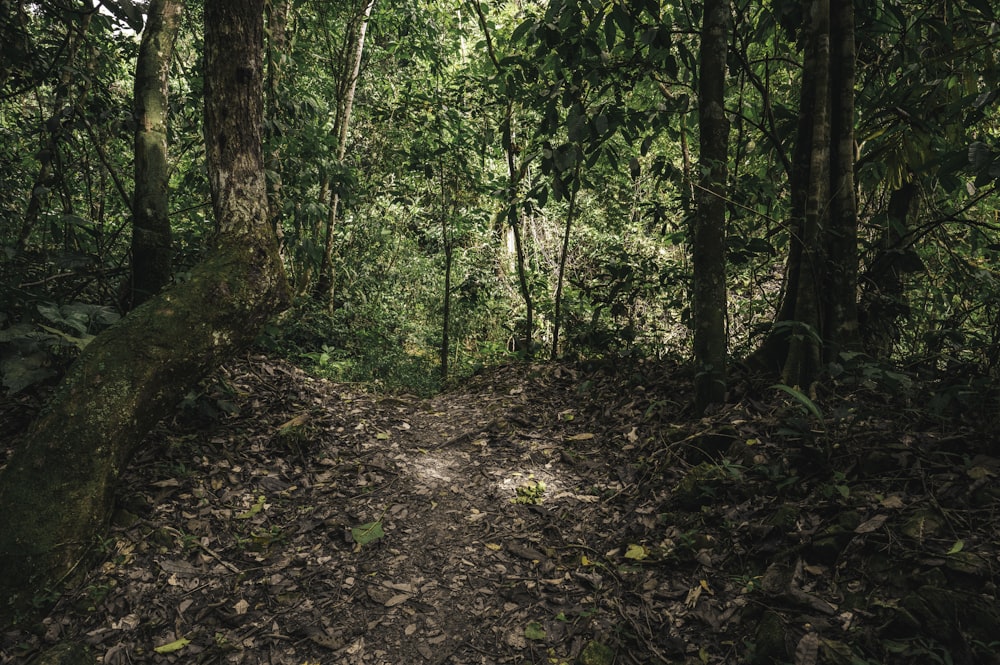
692,0,730,411
0,0,288,628
781,0,830,389
859,183,917,358
129,0,183,308
746,0,860,390
822,0,859,359
265,0,291,234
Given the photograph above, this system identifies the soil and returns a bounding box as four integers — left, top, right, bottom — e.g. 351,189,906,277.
2,356,1000,664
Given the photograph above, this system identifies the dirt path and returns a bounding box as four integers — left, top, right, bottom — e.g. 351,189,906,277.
1,358,689,664
5,356,1000,665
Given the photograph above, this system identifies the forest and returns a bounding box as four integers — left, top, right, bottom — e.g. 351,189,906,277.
1,0,1000,663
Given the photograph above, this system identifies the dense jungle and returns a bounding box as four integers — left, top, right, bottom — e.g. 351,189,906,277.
2,1,1000,664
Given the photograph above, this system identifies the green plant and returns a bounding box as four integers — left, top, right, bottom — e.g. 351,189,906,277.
0,301,120,394
512,477,547,505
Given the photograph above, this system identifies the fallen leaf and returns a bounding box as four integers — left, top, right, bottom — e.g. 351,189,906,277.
566,433,595,441
524,622,546,640
624,544,648,560
880,494,905,509
384,593,411,607
351,521,385,546
854,514,888,534
236,495,266,519
153,637,190,654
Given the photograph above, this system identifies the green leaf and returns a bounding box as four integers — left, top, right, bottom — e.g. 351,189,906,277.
37,324,94,351
947,539,964,555
351,521,385,546
770,384,823,420
236,495,266,519
153,637,190,654
100,0,144,31
524,621,546,640
624,543,648,560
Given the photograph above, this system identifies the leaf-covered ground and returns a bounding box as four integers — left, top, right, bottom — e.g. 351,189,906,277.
2,357,1000,664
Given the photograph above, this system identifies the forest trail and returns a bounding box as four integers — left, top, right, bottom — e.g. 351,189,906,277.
3,356,1000,665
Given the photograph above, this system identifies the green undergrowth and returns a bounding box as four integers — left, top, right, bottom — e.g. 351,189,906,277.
255,299,464,396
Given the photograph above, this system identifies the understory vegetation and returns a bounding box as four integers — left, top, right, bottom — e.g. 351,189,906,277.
2,1,998,399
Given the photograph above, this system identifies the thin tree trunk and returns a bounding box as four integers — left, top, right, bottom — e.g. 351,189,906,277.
0,0,288,628
316,0,375,306
503,108,534,355
860,183,916,358
440,161,452,380
551,161,581,360
692,0,730,411
265,0,291,236
129,0,183,308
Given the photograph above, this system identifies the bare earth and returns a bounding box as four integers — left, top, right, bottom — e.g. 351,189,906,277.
3,356,1000,664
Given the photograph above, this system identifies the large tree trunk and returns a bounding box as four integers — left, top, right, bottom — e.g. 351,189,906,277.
746,0,859,390
781,0,830,389
0,0,288,628
859,183,917,358
822,0,860,359
692,0,730,412
128,0,183,308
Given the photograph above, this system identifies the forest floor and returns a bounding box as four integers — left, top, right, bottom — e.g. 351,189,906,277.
2,356,1000,665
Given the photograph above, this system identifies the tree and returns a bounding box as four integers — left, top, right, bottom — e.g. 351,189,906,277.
748,0,859,389
314,0,376,307
0,0,288,627
129,0,184,308
692,0,730,411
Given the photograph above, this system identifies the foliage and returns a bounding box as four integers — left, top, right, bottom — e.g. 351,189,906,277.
1,0,999,399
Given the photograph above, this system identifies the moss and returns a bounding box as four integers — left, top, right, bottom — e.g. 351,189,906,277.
577,640,614,665
752,610,787,664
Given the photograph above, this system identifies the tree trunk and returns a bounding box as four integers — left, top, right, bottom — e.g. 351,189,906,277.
129,0,183,308
859,183,917,358
822,0,860,360
550,161,581,360
746,0,859,390
315,0,376,307
0,0,288,628
440,161,452,380
505,112,534,356
781,0,830,389
265,0,291,235
692,0,730,411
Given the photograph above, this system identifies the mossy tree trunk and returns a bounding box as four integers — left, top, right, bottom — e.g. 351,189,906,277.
0,0,288,628
692,0,731,412
129,0,183,308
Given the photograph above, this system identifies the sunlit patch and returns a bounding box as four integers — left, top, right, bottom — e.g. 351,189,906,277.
404,449,466,484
